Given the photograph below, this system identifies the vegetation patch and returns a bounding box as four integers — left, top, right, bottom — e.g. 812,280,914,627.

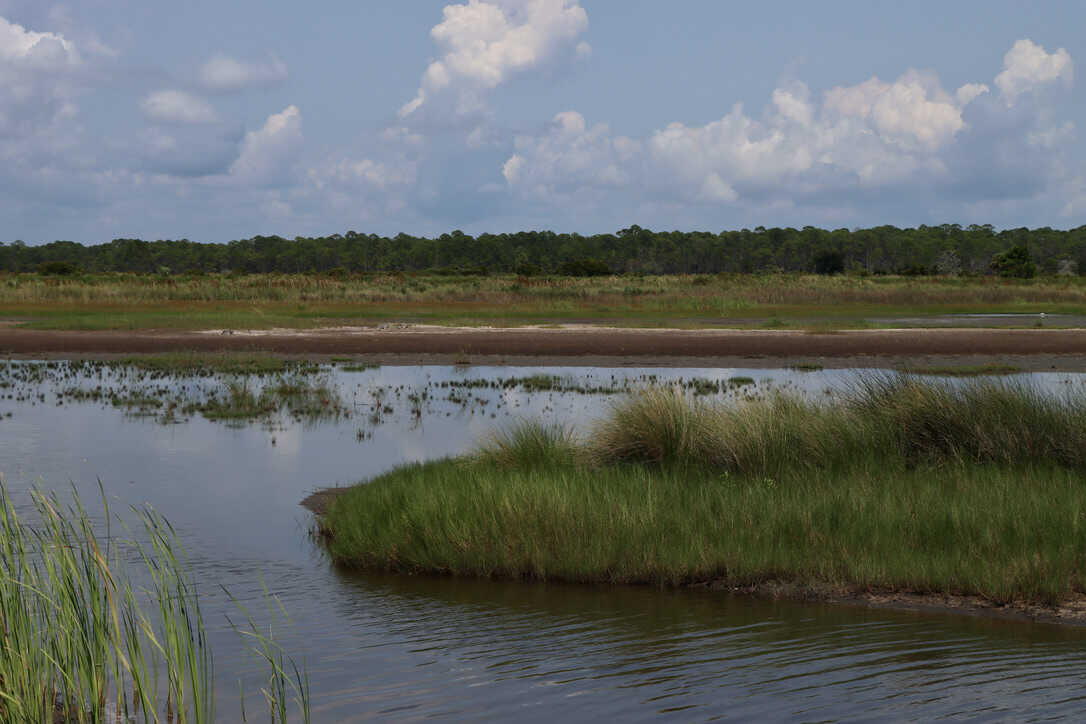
3,272,1086,330
0,484,309,723
317,377,1086,607
118,352,317,376
899,363,1024,377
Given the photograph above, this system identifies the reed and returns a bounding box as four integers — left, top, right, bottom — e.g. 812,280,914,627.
0,482,310,723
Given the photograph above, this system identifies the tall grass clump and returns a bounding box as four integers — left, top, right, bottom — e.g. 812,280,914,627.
588,385,873,477
589,375,1086,475
474,419,578,469
846,374,1086,469
0,483,309,723
588,388,713,466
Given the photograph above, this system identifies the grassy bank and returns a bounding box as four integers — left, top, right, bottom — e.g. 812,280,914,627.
2,271,1085,330
317,377,1086,606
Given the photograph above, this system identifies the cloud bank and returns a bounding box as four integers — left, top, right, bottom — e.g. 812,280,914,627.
0,4,1081,243
503,39,1077,220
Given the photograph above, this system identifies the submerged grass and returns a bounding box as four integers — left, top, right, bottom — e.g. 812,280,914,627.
0,483,309,723
187,378,345,423
318,376,1086,607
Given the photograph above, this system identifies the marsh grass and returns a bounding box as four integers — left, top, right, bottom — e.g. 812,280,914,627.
899,363,1023,377
0,483,310,723
587,375,1086,475
3,272,1086,330
118,353,315,377
178,378,345,424
474,420,578,469
320,461,1086,605
319,376,1086,606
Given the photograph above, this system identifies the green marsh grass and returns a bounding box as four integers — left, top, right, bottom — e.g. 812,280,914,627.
898,363,1024,377
318,376,1086,606
319,461,1086,604
118,353,316,377
4,272,1086,330
0,483,310,723
474,419,578,469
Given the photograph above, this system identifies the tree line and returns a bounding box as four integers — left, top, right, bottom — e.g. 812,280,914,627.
4,224,1086,277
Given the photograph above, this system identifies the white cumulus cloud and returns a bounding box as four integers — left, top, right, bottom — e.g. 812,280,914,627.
198,54,288,94
309,157,416,192
503,111,637,198
0,15,83,141
400,0,589,119
229,105,303,183
995,39,1073,104
822,70,963,150
0,15,79,66
141,90,219,125
503,39,1077,216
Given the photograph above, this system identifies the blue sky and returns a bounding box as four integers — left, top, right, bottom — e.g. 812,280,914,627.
0,0,1083,243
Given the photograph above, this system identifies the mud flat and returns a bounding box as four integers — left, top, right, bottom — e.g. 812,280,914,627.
3,325,1086,370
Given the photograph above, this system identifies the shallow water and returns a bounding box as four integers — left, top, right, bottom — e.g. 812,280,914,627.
2,362,1086,722
872,312,1085,327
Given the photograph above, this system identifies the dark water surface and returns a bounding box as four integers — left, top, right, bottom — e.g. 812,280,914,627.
2,363,1086,721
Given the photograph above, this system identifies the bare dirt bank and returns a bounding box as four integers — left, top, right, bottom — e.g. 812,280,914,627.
3,326,1086,370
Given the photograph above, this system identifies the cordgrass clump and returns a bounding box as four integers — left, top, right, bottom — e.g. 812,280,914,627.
588,375,1086,475
474,419,578,469
319,461,1086,604
317,375,1086,608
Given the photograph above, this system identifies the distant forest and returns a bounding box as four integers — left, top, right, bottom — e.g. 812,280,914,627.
4,224,1086,277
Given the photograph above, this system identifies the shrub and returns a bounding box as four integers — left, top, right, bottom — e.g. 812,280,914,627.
812,251,844,275
557,258,611,277
514,261,542,276
37,260,79,276
991,245,1036,278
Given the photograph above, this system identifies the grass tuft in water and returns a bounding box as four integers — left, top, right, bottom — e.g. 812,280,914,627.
0,482,310,723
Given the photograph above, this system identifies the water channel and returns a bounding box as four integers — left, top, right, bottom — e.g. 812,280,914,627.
1,361,1085,721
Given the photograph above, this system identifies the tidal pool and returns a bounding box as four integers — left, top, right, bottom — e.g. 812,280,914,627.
2,361,1086,721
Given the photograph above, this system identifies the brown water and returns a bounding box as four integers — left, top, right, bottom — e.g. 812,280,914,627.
2,362,1085,721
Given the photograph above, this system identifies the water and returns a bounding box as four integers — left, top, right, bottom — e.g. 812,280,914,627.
872,312,1084,327
2,362,1086,721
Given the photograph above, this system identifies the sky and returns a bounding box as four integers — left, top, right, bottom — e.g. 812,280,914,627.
0,0,1084,244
